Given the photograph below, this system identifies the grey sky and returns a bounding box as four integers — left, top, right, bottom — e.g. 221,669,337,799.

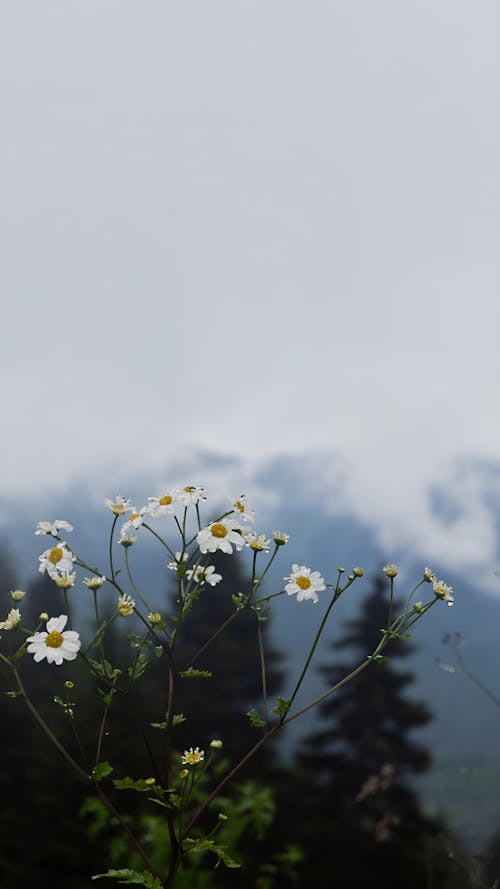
2,2,499,575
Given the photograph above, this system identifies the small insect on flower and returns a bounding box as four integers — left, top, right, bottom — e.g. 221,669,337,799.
176,486,206,507
26,615,81,665
181,747,205,766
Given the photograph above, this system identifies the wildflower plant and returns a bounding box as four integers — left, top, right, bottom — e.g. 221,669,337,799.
0,485,451,887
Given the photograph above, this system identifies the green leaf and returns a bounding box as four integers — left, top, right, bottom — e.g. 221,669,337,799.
128,651,150,680
179,667,212,679
88,657,114,679
92,869,162,887
184,838,241,869
272,696,292,717
113,776,157,792
92,761,114,781
247,708,265,728
147,793,180,811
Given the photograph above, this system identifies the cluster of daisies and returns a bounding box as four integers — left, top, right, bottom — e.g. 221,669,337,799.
0,487,455,669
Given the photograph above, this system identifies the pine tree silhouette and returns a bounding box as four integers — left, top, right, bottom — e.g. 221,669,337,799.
288,574,463,889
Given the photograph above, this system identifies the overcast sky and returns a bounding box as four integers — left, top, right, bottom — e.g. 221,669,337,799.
1,2,499,576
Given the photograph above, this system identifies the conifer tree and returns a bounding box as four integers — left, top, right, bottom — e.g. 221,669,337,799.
290,574,463,889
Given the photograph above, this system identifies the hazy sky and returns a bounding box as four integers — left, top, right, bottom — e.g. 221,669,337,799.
2,2,499,571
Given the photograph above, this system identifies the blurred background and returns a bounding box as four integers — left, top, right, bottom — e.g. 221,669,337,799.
1,1,499,885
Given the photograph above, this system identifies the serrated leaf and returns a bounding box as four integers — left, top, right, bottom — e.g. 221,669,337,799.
92,761,114,781
247,708,265,728
92,868,162,887
179,667,212,679
184,838,240,869
113,776,157,792
272,696,292,717
147,793,180,811
88,657,114,679
128,651,150,680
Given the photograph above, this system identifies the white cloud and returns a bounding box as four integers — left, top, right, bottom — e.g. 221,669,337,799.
1,1,499,587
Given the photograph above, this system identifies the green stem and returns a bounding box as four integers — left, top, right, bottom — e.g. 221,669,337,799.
13,666,89,781
108,514,118,579
280,577,351,724
256,616,268,725
124,547,154,613
142,522,176,559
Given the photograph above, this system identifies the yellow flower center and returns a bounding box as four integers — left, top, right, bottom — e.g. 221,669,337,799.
185,751,202,764
130,513,140,522
235,500,245,513
211,522,228,539
159,495,172,506
183,486,195,493
48,547,63,565
46,630,64,648
296,576,311,590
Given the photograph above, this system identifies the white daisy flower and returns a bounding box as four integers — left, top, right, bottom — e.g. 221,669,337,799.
186,565,222,586
167,552,188,571
284,564,326,604
146,492,178,517
244,532,271,552
83,575,107,591
433,579,454,605
26,615,81,665
53,570,77,589
197,519,244,555
175,486,206,507
120,510,146,536
229,495,255,525
117,594,135,616
181,746,205,765
118,531,137,547
0,608,21,630
273,531,289,546
38,542,75,580
104,495,133,516
35,520,74,536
